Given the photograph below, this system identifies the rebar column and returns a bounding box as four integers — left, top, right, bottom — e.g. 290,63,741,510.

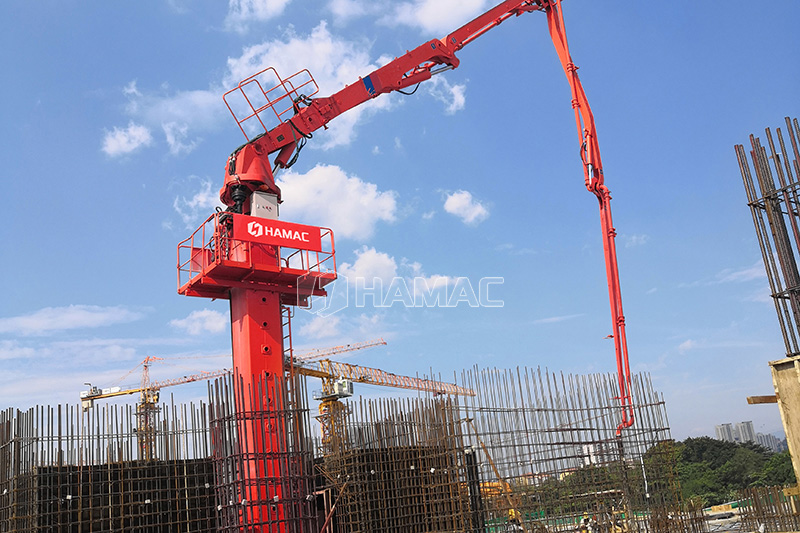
736,117,800,356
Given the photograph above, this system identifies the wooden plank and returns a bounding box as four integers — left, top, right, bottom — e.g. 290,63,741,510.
747,395,778,404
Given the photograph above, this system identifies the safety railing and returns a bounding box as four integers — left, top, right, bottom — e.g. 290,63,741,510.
223,67,320,141
177,212,335,297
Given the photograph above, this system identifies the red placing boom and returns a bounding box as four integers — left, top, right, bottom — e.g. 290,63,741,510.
216,0,634,433
219,1,541,211
545,0,633,433
184,2,637,530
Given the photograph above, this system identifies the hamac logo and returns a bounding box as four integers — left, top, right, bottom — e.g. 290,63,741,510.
247,221,263,238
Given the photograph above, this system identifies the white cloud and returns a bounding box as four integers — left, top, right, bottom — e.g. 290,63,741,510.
109,82,224,158
109,20,468,160
716,262,765,283
328,0,370,22
225,22,392,149
0,305,144,336
170,309,228,335
354,313,386,337
299,315,342,339
532,313,585,325
0,340,35,360
400,259,456,298
123,80,141,97
108,19,471,160
277,164,397,240
162,122,199,155
102,122,152,156
173,178,225,228
225,0,292,33
339,246,398,284
134,88,224,131
50,338,139,364
382,0,489,35
623,233,649,248
336,250,457,307
443,190,489,225
409,274,455,301
678,339,697,354
679,261,768,289
428,76,466,114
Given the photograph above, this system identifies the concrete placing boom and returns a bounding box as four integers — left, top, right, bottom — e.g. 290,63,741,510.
218,0,633,432
178,1,634,529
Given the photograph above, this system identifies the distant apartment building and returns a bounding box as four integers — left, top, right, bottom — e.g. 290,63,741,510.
715,420,787,452
756,432,788,453
736,421,757,443
715,423,735,442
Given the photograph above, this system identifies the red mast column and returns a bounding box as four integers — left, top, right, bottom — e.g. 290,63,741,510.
178,199,336,532
230,286,287,528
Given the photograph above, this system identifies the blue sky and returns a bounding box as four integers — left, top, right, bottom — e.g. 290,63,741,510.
1,0,798,441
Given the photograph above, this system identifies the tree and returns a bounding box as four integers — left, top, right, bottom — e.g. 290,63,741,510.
674,436,789,506
754,451,796,486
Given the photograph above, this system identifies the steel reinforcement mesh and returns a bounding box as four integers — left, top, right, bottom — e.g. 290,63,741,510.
1,368,704,533
319,368,704,533
0,400,216,532
209,372,318,533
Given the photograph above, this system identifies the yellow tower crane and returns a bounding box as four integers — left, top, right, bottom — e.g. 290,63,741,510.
80,356,231,459
290,357,475,445
291,338,387,363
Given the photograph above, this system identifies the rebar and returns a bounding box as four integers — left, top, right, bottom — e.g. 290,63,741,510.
209,371,317,533
0,367,700,533
319,368,698,533
736,117,800,357
0,397,215,531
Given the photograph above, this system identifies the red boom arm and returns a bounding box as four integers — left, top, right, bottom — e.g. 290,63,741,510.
545,0,634,434
220,0,635,432
219,0,541,209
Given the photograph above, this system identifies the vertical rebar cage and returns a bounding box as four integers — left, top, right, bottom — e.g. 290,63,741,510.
0,400,216,532
1,368,691,532
736,117,800,357
319,368,695,533
209,372,317,533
